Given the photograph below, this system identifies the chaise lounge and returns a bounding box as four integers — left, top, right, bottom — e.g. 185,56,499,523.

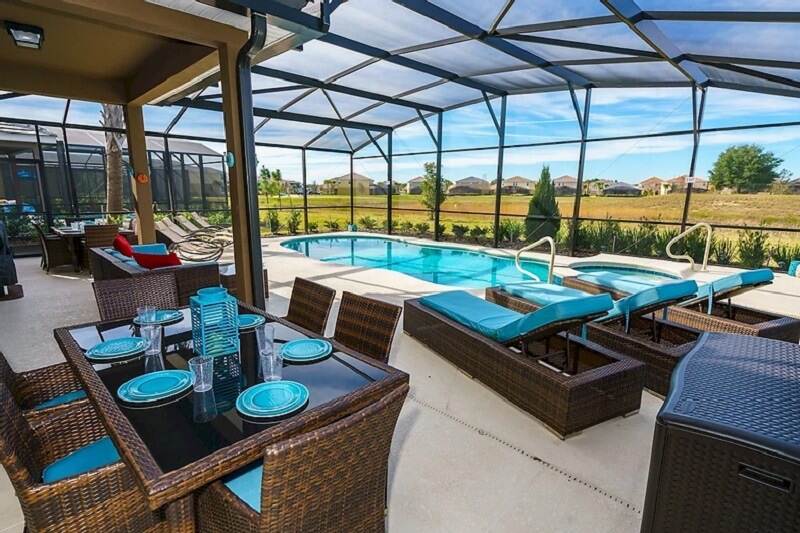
404,290,645,438
562,269,800,343
486,279,709,397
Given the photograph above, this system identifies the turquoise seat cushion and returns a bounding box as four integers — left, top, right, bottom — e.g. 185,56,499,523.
788,261,799,277
223,462,262,513
122,259,148,272
42,436,120,483
132,243,169,255
500,281,591,306
602,279,699,326
34,389,86,410
686,268,774,305
105,249,128,261
576,271,660,295
420,290,612,343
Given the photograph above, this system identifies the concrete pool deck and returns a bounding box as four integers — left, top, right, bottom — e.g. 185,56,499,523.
0,235,798,532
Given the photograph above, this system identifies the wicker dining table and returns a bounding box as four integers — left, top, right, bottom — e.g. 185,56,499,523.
51,226,136,272
54,302,409,532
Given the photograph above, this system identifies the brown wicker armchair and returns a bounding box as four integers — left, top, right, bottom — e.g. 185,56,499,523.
33,223,71,273
0,382,171,532
83,224,119,273
196,384,408,533
284,277,337,335
0,351,87,422
333,292,402,363
92,272,180,321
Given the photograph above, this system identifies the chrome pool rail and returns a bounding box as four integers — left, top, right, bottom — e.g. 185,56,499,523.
515,237,555,284
666,222,712,271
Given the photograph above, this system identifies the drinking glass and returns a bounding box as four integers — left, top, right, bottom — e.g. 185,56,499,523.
141,325,164,373
189,356,214,392
260,348,283,382
136,305,156,325
255,324,274,354
193,389,218,423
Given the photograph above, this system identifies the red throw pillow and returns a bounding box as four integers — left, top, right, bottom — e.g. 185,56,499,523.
112,234,134,257
133,251,182,270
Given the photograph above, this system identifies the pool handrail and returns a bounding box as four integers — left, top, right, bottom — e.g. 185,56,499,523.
665,222,712,271
515,237,555,284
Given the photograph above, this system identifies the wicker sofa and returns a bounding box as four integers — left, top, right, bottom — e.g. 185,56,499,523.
89,247,220,306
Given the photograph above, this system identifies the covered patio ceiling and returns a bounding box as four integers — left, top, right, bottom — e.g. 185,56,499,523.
175,0,800,153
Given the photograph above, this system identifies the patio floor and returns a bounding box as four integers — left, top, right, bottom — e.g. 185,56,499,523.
1,238,798,532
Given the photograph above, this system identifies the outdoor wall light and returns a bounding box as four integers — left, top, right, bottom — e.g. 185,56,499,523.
5,21,44,50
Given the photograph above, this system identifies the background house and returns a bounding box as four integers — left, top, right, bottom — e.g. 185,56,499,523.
448,176,490,195
491,175,534,195
553,175,577,196
638,176,665,194
321,172,374,195
405,176,425,194
666,175,709,193
602,182,642,197
585,179,615,196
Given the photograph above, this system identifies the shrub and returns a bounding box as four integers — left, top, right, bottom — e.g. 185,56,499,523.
469,226,489,238
0,207,35,239
266,210,281,234
525,165,560,242
497,219,526,243
308,221,319,232
678,228,710,264
770,242,800,270
712,238,737,265
436,223,446,236
737,228,769,269
399,221,414,233
357,215,377,230
653,227,680,257
452,224,469,239
413,222,430,234
204,211,232,226
381,219,399,232
323,219,340,231
285,210,301,234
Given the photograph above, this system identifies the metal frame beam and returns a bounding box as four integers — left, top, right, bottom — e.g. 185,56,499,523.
502,34,661,60
568,86,592,256
646,11,800,23
681,86,707,232
434,112,443,241
393,0,593,88
172,97,391,132
252,66,442,113
602,0,709,87
491,96,507,247
387,130,394,234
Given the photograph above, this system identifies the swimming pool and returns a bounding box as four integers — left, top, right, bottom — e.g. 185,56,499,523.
282,235,553,288
571,264,680,283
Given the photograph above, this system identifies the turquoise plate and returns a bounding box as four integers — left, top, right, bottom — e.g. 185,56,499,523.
133,310,184,326
117,370,193,403
238,314,266,331
86,337,149,363
236,381,309,419
279,339,332,363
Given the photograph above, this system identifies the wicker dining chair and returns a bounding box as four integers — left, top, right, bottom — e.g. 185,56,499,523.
83,224,119,272
0,351,87,422
0,381,172,532
92,272,180,321
196,384,409,533
33,223,71,273
333,292,403,363
284,277,337,335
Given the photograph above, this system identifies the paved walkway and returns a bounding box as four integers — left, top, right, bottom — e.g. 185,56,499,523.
0,238,797,532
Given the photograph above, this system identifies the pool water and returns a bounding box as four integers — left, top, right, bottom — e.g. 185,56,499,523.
572,264,680,283
282,236,553,289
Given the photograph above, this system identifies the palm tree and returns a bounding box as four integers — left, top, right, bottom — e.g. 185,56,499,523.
101,104,125,216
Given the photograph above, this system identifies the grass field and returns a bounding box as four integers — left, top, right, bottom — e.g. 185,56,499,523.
258,192,800,232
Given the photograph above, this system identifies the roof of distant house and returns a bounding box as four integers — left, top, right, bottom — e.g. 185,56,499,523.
456,176,488,184
554,175,577,183
332,172,373,183
407,176,425,183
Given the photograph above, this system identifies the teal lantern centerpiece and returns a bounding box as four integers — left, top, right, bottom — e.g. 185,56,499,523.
190,287,240,357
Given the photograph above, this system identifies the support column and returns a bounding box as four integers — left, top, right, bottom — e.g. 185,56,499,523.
569,88,592,257
433,112,443,241
681,86,707,232
219,15,266,308
123,104,156,243
301,148,308,233
349,153,354,226
387,131,393,234
492,96,507,248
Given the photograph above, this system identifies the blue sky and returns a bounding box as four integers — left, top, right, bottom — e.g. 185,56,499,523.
2,87,799,186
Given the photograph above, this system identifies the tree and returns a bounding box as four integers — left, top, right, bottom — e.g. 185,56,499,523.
101,104,125,214
420,161,446,220
257,167,286,207
525,164,560,241
709,144,785,193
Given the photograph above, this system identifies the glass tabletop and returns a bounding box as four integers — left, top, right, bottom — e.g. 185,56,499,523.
68,307,387,473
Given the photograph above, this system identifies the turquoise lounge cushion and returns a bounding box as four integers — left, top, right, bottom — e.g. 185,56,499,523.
223,462,262,513
122,259,148,272
34,389,87,410
602,279,699,326
420,290,612,343
576,271,660,295
500,281,591,306
788,261,799,277
42,436,120,483
106,249,128,261
132,243,168,255
687,268,774,305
